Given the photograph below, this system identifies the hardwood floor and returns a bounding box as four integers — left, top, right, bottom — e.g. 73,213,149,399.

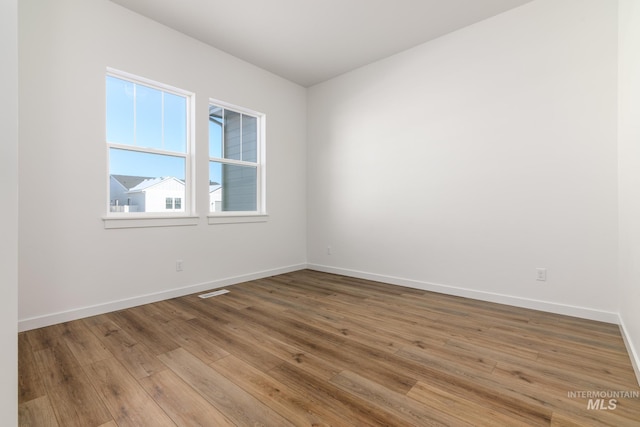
18,270,640,426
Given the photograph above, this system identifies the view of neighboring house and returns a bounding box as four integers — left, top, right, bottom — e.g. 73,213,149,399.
210,183,222,212
110,174,185,213
110,175,224,213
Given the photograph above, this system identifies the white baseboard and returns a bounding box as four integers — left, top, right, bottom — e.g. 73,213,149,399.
20,261,637,386
18,261,623,331
18,263,307,332
619,315,640,387
307,264,620,324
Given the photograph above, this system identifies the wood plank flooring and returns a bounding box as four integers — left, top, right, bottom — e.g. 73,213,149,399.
18,269,640,426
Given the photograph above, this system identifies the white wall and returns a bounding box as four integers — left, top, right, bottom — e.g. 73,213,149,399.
307,0,619,321
618,0,640,383
18,0,307,329
0,0,18,422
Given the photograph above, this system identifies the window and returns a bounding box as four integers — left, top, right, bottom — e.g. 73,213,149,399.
163,197,182,211
106,69,192,216
209,100,265,215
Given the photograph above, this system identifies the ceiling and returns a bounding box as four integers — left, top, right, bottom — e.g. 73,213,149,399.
110,0,534,87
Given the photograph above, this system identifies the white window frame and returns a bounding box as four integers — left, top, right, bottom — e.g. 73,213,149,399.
207,98,267,225
103,68,197,229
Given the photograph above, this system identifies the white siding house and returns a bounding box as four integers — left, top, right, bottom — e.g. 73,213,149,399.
109,175,135,211
110,175,185,213
209,184,222,212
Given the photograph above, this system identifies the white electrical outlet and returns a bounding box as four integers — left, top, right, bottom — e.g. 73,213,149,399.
176,260,184,272
327,246,332,255
536,268,547,281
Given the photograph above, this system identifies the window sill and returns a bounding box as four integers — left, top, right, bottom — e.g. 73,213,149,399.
207,213,269,225
103,215,200,229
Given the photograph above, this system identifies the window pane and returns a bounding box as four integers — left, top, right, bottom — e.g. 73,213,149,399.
209,161,222,185
109,148,185,178
164,92,187,153
242,114,257,162
209,161,257,212
209,105,223,159
165,197,173,209
106,76,134,145
209,162,223,212
224,110,241,160
109,148,185,213
136,84,163,150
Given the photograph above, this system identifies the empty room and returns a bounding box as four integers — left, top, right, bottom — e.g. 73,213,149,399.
4,0,640,425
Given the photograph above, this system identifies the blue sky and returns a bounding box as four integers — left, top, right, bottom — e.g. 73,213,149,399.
107,75,226,184
107,76,190,180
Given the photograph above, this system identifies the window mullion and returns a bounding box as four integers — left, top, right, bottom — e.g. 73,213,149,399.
133,84,137,146
108,143,187,159
161,92,165,150
208,157,256,168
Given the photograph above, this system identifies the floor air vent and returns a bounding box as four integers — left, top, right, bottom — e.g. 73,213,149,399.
198,289,230,299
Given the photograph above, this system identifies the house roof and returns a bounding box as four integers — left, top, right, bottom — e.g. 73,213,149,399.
128,177,166,192
129,176,185,193
111,175,185,192
110,174,154,190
